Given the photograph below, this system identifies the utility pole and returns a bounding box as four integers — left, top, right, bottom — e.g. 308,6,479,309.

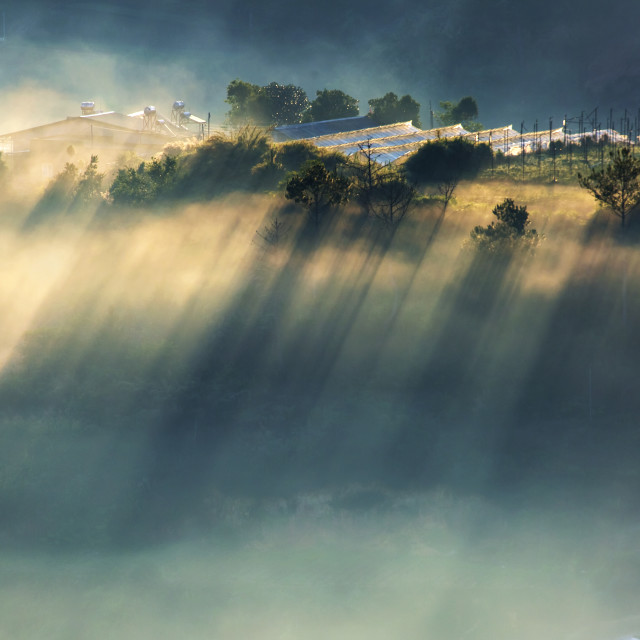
429,100,434,130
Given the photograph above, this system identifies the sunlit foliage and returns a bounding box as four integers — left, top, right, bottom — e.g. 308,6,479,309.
285,159,350,227
578,147,640,228
110,156,177,207
404,138,492,210
470,198,539,253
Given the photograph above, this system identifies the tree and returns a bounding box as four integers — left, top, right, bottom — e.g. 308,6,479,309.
225,79,309,126
225,79,271,126
175,126,271,198
470,198,538,253
262,82,310,125
368,92,421,128
303,89,359,122
285,159,350,228
109,164,156,207
403,138,492,211
37,162,79,210
350,138,386,216
348,139,415,227
578,147,640,228
109,154,178,206
368,169,417,228
72,155,104,207
436,96,483,131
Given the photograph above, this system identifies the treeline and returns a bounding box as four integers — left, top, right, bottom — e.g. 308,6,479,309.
224,79,483,131
225,80,422,127
31,129,496,231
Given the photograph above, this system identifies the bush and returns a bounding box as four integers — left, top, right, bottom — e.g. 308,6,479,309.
470,198,539,254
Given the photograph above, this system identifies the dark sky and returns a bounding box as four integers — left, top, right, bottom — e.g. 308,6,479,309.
1,0,639,129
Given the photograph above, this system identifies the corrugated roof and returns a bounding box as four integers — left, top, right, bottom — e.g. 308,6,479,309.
272,115,377,142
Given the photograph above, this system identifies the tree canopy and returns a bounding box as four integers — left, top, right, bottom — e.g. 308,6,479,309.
285,159,350,228
368,92,421,128
437,96,483,132
578,147,640,228
303,89,359,122
225,79,310,126
470,198,539,253
403,138,492,209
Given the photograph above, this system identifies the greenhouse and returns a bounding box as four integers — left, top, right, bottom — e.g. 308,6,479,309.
273,119,635,165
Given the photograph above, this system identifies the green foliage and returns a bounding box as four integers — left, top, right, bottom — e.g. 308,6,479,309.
262,82,310,126
470,198,539,253
109,164,155,207
368,92,421,128
368,168,417,228
303,89,359,122
28,157,104,224
578,147,640,227
275,140,325,173
225,79,271,126
285,159,350,228
72,155,104,207
175,127,271,198
349,139,415,227
437,96,483,131
404,138,492,208
225,79,309,126
36,162,79,211
110,155,177,207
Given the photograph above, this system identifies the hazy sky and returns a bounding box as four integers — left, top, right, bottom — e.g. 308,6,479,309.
1,1,639,131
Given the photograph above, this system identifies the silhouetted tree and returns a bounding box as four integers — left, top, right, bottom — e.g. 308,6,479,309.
368,92,421,128
303,89,359,122
578,147,640,228
285,159,350,228
437,96,483,131
404,138,492,211
369,169,417,228
350,138,386,216
470,198,538,253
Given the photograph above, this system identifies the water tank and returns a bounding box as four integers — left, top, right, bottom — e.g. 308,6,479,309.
173,100,185,110
81,101,95,115
144,105,157,116
181,111,191,120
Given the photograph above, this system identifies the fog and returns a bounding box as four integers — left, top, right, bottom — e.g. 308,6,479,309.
1,177,640,638
2,0,640,129
2,1,640,635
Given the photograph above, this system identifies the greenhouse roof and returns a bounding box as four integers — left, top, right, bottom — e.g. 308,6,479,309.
273,116,636,165
272,115,377,142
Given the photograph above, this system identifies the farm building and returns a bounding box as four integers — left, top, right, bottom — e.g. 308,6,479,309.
0,101,204,179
